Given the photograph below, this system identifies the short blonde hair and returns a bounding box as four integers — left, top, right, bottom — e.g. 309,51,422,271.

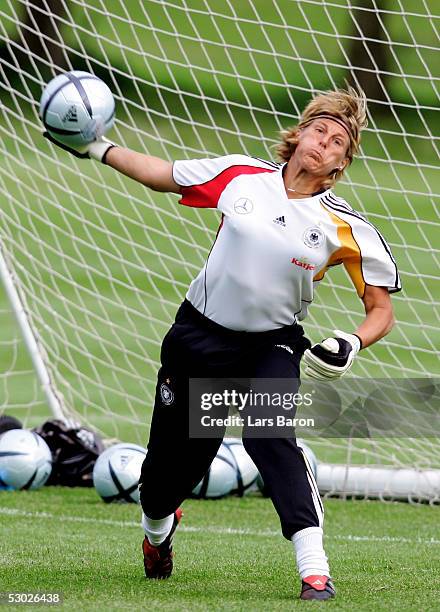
275,86,367,186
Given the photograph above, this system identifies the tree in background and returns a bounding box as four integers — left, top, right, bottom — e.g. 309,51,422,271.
19,0,68,70
0,0,67,83
347,0,390,105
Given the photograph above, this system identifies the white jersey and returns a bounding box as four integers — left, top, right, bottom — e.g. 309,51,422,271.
172,155,401,332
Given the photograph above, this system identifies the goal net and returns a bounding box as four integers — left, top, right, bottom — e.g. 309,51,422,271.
0,290,46,420
0,0,439,501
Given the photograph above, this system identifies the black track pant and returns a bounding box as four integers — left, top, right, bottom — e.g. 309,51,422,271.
139,300,323,539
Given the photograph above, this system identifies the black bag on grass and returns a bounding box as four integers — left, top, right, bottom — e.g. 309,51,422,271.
33,419,104,487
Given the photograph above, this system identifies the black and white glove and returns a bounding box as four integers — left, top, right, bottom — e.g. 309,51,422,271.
302,330,362,380
43,132,116,163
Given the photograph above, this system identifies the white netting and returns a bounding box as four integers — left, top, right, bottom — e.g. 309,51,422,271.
0,1,439,483
0,292,46,422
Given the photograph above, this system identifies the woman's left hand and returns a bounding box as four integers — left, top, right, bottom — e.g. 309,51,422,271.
302,330,361,380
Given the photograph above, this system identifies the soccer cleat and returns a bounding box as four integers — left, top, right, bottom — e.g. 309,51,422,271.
300,575,336,601
142,508,183,579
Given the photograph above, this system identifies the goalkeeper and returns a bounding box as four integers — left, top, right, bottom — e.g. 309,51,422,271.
46,86,400,601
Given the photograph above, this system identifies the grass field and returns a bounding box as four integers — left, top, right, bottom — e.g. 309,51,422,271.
1,487,439,611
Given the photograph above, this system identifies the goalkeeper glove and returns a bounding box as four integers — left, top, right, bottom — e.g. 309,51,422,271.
302,330,362,380
43,132,116,163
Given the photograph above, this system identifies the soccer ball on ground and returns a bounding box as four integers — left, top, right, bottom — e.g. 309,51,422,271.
0,429,52,490
192,442,237,499
93,443,146,503
40,70,115,149
222,438,258,496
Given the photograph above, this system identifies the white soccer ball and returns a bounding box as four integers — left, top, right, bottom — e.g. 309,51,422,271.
192,442,237,499
0,429,52,490
222,438,259,496
40,71,115,148
93,442,146,503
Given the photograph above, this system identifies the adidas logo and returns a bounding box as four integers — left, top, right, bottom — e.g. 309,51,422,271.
120,454,131,469
62,105,78,123
273,215,286,226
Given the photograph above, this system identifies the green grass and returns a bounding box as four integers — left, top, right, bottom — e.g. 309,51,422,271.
0,487,439,611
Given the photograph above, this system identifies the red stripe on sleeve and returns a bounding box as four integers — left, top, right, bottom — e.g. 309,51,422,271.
179,165,275,208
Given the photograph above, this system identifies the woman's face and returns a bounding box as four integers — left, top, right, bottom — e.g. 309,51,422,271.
293,118,350,177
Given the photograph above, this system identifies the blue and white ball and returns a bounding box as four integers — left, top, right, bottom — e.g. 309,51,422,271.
0,429,52,490
93,443,146,503
222,438,258,496
40,71,115,148
192,442,237,499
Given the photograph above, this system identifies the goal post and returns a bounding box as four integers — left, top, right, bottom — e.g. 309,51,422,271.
0,239,66,421
0,0,439,501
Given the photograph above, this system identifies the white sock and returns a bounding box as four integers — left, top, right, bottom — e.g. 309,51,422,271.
292,526,330,579
141,512,174,546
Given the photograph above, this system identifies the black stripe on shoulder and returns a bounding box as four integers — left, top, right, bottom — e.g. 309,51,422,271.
251,157,281,169
324,194,365,220
327,193,355,212
321,196,394,260
320,197,400,290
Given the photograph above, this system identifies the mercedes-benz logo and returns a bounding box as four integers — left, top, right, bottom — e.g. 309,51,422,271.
234,197,254,214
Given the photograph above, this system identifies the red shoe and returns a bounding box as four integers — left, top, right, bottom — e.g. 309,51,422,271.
300,575,336,600
142,508,183,579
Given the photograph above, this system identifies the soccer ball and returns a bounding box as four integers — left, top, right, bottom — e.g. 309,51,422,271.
40,70,115,148
0,429,52,490
93,443,146,503
192,442,237,499
222,438,258,496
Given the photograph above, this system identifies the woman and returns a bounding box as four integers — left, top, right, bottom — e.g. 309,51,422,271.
45,86,400,601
